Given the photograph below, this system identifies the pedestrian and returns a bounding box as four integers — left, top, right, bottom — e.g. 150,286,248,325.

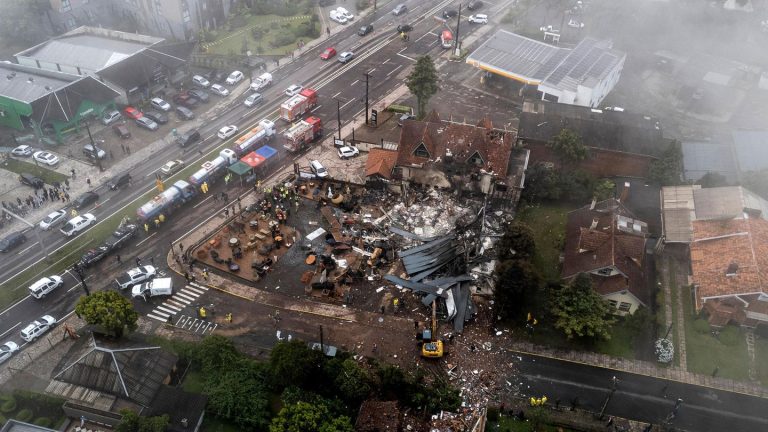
224,208,229,217
16,197,21,207
226,312,232,323
202,268,209,281
71,169,76,179
414,320,419,330
110,150,114,160
154,218,160,228
150,256,154,265
372,343,378,353
116,255,121,264
662,384,668,398
198,149,203,156
380,305,385,314
326,26,331,37
121,143,126,154
144,223,149,233
183,271,190,283
179,243,184,252
64,192,70,202
136,257,142,266
86,177,91,188
126,146,131,155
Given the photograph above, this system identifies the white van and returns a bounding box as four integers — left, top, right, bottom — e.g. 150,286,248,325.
28,276,64,299
250,73,273,91
310,160,329,178
132,277,173,299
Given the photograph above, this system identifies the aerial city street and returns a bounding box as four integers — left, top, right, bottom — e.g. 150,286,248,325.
0,0,767,431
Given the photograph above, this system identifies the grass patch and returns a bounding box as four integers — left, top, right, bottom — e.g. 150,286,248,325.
206,14,314,57
1,158,68,185
681,283,750,380
181,369,206,394
491,416,578,432
516,204,570,281
594,320,636,359
755,337,768,386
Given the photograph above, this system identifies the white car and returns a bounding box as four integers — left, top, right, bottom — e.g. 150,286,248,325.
150,97,172,112
336,7,354,21
28,275,64,299
60,213,96,237
33,151,59,166
330,10,348,24
226,70,244,85
192,75,210,88
39,209,68,230
160,159,185,176
218,125,239,140
568,19,584,28
0,341,19,364
115,265,157,290
11,145,34,157
285,85,304,96
20,315,56,342
210,84,230,96
337,146,360,159
468,14,488,24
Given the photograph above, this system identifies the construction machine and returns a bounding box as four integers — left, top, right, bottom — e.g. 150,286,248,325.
420,300,444,358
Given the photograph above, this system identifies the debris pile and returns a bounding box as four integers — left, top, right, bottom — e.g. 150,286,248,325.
388,189,477,238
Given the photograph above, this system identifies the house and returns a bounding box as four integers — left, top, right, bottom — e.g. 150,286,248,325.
0,420,58,432
562,198,650,315
466,30,626,107
394,112,529,207
517,99,667,178
365,148,398,182
662,185,768,328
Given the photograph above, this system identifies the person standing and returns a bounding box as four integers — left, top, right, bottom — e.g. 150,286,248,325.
136,256,142,266
86,178,91,188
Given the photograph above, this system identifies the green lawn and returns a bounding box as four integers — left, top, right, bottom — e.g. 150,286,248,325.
2,158,68,185
490,416,578,432
594,320,637,359
204,14,314,57
516,204,570,282
755,337,768,386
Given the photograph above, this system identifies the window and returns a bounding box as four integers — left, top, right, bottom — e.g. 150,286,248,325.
618,302,632,313
60,0,72,12
608,300,618,309
597,267,612,276
413,143,430,159
467,151,484,166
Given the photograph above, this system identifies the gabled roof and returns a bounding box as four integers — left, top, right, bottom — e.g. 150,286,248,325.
562,199,649,304
98,42,194,91
396,111,516,177
365,148,397,179
0,62,78,104
30,76,119,123
147,386,208,432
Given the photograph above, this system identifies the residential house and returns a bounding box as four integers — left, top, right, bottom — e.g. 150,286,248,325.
518,100,667,178
562,198,650,315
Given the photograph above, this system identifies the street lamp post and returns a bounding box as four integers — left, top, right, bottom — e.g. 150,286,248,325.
364,72,370,125
335,98,342,140
1,208,49,261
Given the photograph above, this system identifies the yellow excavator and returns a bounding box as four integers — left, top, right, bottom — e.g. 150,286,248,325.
420,300,444,358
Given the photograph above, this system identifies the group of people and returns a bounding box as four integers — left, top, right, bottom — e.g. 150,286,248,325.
3,179,72,216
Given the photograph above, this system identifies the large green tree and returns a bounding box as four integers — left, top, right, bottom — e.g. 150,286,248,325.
648,140,682,186
116,410,168,432
493,260,541,322
405,55,439,117
269,340,324,391
549,273,615,340
548,129,588,165
269,401,353,432
205,358,272,430
496,222,536,261
333,359,372,404
75,291,138,337
0,0,51,46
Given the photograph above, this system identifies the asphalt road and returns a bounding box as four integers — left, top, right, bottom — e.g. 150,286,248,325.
512,351,768,431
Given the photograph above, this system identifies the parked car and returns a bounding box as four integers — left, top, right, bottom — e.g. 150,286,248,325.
33,151,59,166
192,75,211,88
0,231,27,252
468,14,488,24
108,172,132,190
187,89,210,103
467,0,483,10
11,145,34,157
115,265,157,290
20,315,56,342
104,223,138,249
73,191,99,209
358,24,373,36
442,9,458,19
337,7,354,21
226,70,244,85
19,173,44,188
78,246,111,268
135,116,159,131
337,146,360,159
338,51,355,63
205,70,227,84
330,10,348,24
83,144,106,160
285,84,304,96
28,275,64,299
113,124,131,139
244,93,264,107
210,84,230,96
175,106,195,120
0,342,19,365
39,209,68,230
396,24,413,33
101,110,122,125
123,106,143,119
218,125,239,140
568,18,584,28
160,160,185,176
143,110,169,125
310,160,329,178
320,47,337,60
392,4,407,15
173,93,199,108
176,129,201,147
61,213,96,237
150,97,172,112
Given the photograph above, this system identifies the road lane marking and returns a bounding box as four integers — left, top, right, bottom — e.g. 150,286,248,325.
18,245,36,255
387,64,403,77
136,233,156,246
0,322,21,339
332,91,341,98
351,79,360,86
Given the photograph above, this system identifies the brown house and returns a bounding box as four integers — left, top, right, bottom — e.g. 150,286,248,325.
518,100,668,178
562,198,650,315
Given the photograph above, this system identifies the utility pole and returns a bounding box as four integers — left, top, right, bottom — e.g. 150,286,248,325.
598,376,618,420
319,325,324,354
1,208,49,261
364,72,370,125
454,3,462,57
335,98,342,140
84,121,103,171
72,265,90,296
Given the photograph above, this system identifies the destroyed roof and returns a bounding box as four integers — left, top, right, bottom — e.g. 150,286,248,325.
397,234,463,282
51,333,177,407
365,148,398,179
355,400,401,432
29,76,119,124
97,42,193,91
147,386,208,432
396,111,516,177
518,100,666,158
562,199,649,305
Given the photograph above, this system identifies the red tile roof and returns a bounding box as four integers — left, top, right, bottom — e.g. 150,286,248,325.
365,148,398,179
396,111,516,177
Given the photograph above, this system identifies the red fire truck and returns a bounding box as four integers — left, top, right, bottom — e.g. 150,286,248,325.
283,116,323,152
280,88,319,122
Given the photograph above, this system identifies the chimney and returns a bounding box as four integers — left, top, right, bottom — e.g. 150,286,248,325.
726,262,739,276
589,198,596,210
590,218,598,229
619,181,630,202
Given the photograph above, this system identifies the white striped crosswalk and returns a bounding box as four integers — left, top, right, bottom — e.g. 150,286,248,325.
146,282,217,334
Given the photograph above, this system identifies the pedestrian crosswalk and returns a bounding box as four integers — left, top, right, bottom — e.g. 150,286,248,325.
146,282,216,334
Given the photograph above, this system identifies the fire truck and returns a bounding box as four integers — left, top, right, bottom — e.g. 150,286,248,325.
440,29,453,49
283,116,323,152
280,88,319,122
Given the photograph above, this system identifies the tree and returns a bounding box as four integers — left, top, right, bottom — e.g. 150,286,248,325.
205,358,272,430
405,56,439,118
548,129,588,165
593,179,616,201
496,222,536,261
333,359,372,404
194,335,242,373
522,163,562,203
269,401,353,432
75,291,138,337
116,410,168,432
648,140,682,186
493,260,541,322
0,0,51,46
698,172,728,188
269,340,324,391
549,273,615,340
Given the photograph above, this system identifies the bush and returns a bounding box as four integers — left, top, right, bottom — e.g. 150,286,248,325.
692,319,710,334
0,414,5,425
251,28,264,39
16,409,33,422
486,406,500,421
718,326,741,347
33,417,52,428
271,33,294,48
0,397,16,413
386,104,413,114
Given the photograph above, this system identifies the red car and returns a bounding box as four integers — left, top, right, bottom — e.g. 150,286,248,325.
123,106,143,119
320,47,337,60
